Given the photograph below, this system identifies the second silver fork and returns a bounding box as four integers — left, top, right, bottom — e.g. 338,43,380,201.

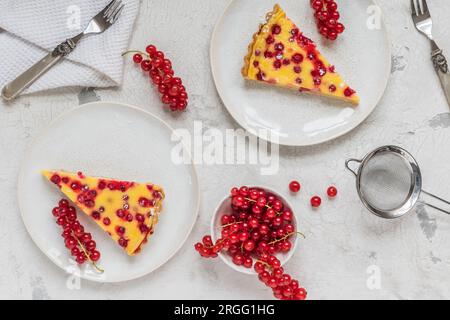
411,0,450,106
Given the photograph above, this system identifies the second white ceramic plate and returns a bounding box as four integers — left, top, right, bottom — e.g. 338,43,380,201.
18,102,200,283
211,0,391,146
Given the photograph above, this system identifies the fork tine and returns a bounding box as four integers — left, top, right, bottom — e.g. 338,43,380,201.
110,4,124,23
421,0,430,15
104,0,120,19
411,0,417,16
418,0,424,15
101,0,116,16
105,1,122,22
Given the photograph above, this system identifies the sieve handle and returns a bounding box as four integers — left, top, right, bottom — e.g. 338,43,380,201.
345,159,362,177
420,190,450,215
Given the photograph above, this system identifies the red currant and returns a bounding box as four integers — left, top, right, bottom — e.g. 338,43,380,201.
76,253,87,264
59,199,69,208
145,45,157,56
133,53,143,64
140,60,151,71
311,0,345,41
243,240,256,252
327,186,338,197
90,250,101,262
289,181,301,193
311,196,322,208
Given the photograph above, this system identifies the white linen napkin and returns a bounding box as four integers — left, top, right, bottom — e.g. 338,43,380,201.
0,0,139,94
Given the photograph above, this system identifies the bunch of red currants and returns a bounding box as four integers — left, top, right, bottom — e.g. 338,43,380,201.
310,0,345,40
194,186,307,300
52,199,102,271
126,44,188,112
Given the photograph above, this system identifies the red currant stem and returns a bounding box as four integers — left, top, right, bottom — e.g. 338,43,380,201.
219,221,243,229
204,238,224,249
242,197,283,215
268,231,306,245
121,50,150,59
256,260,272,270
75,237,104,274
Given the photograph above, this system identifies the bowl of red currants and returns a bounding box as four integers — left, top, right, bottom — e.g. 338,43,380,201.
210,186,299,275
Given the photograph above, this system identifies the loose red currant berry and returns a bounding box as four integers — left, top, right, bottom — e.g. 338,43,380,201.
327,186,338,197
289,181,301,193
311,196,322,208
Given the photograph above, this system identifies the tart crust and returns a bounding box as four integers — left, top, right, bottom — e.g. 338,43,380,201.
242,4,283,78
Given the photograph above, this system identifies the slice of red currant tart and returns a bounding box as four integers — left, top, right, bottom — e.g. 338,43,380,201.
43,170,165,256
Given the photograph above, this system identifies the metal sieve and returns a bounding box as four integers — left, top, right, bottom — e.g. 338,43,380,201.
345,145,450,219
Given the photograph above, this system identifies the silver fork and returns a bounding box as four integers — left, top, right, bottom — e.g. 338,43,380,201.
1,0,124,101
411,0,450,106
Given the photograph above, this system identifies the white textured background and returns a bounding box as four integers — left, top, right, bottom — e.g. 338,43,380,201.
1,0,450,299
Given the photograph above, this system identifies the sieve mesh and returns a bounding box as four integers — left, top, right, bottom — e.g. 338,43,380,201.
359,152,413,211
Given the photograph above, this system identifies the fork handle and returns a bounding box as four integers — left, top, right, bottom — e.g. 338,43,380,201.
1,36,82,101
430,41,450,106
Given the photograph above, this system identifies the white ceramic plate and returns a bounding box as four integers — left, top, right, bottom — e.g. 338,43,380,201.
211,0,391,146
18,102,200,283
